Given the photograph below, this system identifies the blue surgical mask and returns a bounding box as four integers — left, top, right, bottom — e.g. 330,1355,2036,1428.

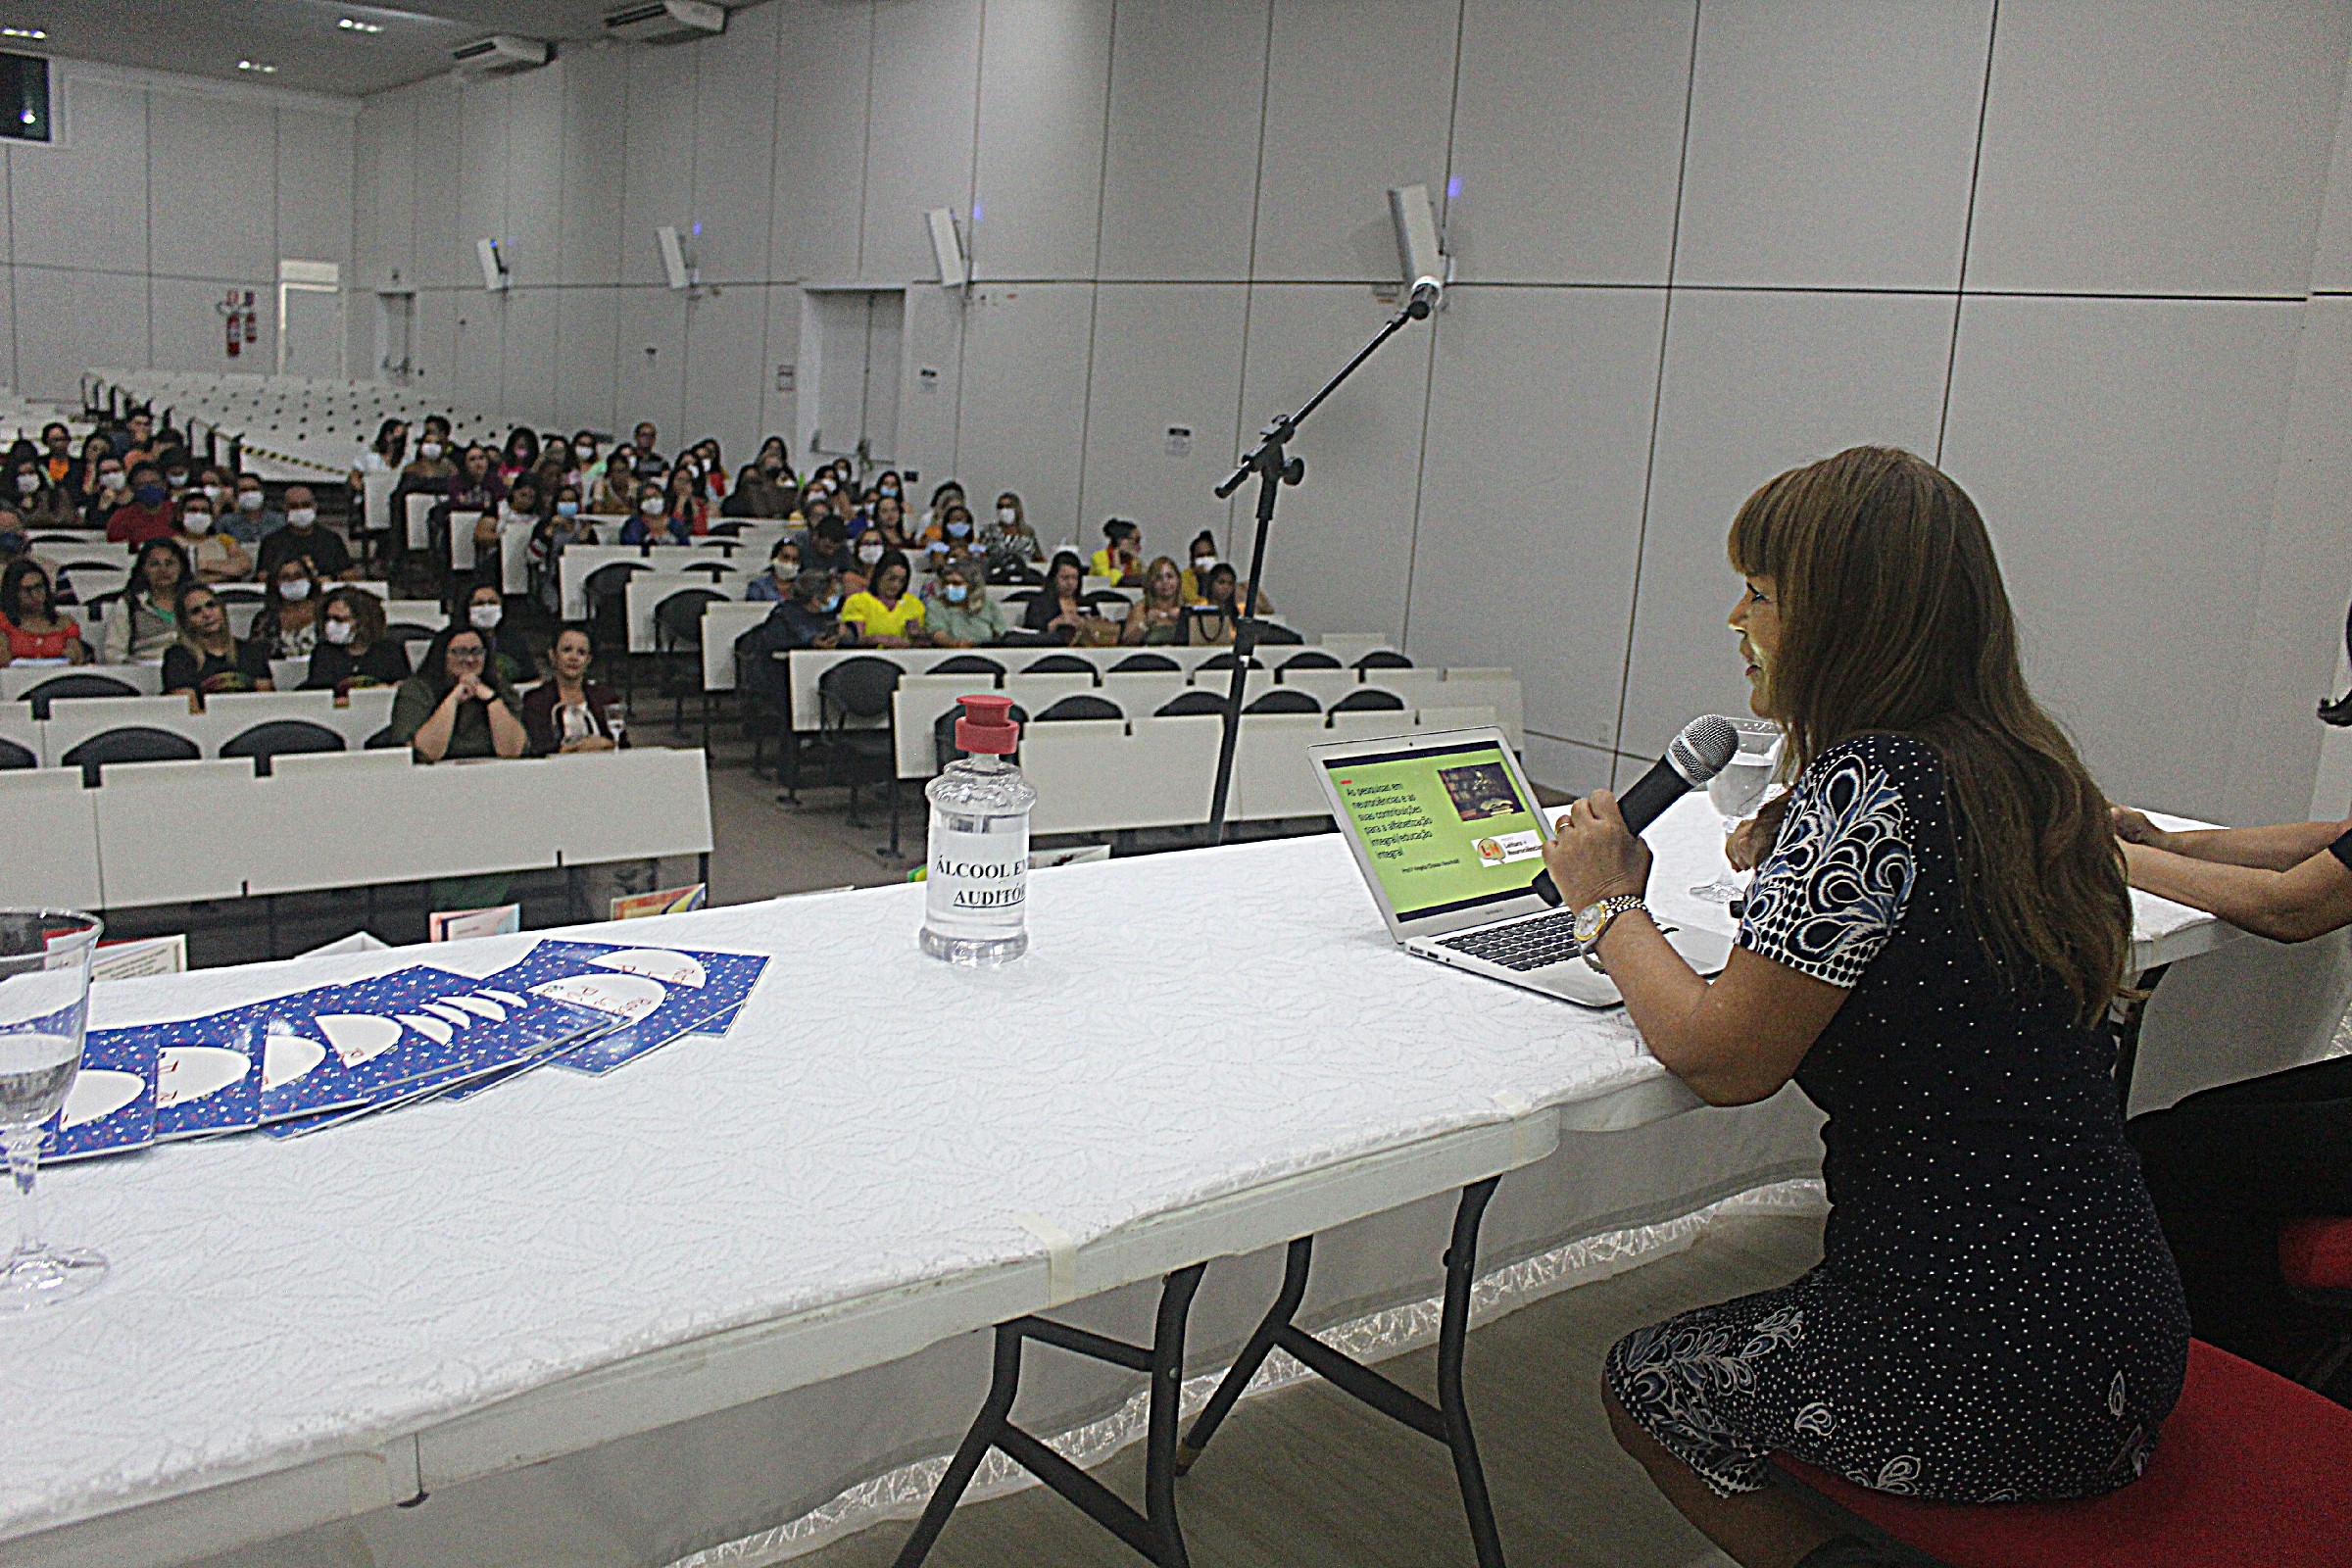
556,500,579,516
945,583,968,604
946,520,970,538
821,594,841,612
134,482,167,507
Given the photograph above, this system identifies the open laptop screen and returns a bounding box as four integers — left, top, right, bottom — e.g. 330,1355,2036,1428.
1323,737,1547,924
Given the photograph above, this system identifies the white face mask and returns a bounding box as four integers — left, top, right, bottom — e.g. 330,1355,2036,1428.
469,604,502,630
279,577,310,601
575,442,594,460
286,508,317,528
857,542,884,564
202,484,226,503
100,471,124,491
237,490,265,512
641,494,666,515
1194,556,1217,573
181,512,214,534
419,442,444,460
996,507,1015,526
13,473,36,494
324,617,355,646
166,470,190,488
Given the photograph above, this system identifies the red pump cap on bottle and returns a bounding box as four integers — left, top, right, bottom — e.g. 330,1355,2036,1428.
955,694,1020,755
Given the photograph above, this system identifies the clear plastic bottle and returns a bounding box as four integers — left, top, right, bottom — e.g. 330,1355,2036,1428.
920,695,1037,965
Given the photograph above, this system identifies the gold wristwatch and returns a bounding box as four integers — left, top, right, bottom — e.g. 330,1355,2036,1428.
1572,894,1646,971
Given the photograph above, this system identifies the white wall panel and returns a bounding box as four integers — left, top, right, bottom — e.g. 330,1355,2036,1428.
971,0,1113,282
1619,289,1952,760
1078,283,1247,552
558,51,630,288
16,269,148,399
148,93,276,282
276,110,355,268
409,80,464,289
768,0,872,285
1232,284,1432,644
17,78,148,272
500,72,564,289
1446,0,1695,286
620,47,699,288
501,287,560,430
411,285,456,394
449,293,506,418
553,285,620,435
1410,287,1667,755
896,283,965,484
1252,0,1457,283
2310,49,2352,295
1970,1,2352,297
681,283,772,465
860,0,983,286
1096,0,1268,282
690,0,781,284
1940,297,2303,818
455,79,510,295
949,283,1094,543
757,283,802,450
614,287,689,450
355,93,416,288
1675,0,1990,290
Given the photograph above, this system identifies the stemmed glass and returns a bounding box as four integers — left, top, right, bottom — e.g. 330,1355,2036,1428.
1690,718,1784,903
0,909,106,1310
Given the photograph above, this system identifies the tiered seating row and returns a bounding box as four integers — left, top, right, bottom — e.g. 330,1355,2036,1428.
0,746,712,910
0,689,400,769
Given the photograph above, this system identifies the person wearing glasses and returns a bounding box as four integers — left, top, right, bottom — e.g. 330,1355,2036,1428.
389,623,527,762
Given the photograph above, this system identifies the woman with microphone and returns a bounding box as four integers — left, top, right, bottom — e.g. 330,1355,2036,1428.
1544,446,2185,1568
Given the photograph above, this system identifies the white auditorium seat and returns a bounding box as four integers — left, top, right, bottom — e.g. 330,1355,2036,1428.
0,768,103,906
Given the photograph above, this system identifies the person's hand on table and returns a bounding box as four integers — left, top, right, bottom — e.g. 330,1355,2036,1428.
1542,789,1651,909
2110,805,2175,853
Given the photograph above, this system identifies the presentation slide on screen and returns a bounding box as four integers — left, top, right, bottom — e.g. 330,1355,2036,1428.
1328,742,1545,918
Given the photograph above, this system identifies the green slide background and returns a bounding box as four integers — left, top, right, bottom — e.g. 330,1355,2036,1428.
1329,744,1543,917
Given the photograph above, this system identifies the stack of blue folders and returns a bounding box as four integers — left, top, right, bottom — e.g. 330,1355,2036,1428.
42,939,769,1162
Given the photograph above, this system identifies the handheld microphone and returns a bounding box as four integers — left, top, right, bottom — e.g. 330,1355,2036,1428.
1531,714,1743,906
1405,276,1443,319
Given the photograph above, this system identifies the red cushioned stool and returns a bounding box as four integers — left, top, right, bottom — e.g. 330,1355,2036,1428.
1769,1341,2352,1567
2280,1214,2352,1390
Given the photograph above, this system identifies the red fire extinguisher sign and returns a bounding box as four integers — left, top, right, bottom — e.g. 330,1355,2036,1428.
224,289,241,358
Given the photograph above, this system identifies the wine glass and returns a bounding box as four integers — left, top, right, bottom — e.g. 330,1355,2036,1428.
603,702,627,746
1690,718,1783,903
0,909,105,1310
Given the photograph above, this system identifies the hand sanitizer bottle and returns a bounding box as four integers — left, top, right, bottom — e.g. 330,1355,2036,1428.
921,695,1037,965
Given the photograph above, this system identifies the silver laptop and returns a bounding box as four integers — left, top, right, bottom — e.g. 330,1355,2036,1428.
1313,726,1732,1008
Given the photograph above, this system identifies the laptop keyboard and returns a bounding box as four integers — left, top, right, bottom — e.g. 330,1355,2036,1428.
1433,911,1584,971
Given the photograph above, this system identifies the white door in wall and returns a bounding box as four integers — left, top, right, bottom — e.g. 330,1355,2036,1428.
373,291,414,386
802,287,904,469
276,261,345,379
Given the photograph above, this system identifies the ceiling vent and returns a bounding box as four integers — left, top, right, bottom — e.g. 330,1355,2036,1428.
605,1,726,46
451,35,551,77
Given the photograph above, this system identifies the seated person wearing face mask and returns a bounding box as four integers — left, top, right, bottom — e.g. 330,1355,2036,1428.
252,561,322,659
106,463,178,547
924,561,1004,648
463,584,530,686
921,504,979,562
303,586,412,692
619,487,690,546
842,530,889,597
735,567,845,723
400,420,458,492
224,474,282,546
173,495,251,583
258,487,354,582
1179,531,1220,603
746,538,804,602
980,493,1043,570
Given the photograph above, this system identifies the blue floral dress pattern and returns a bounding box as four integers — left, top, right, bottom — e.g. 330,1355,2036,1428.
1605,732,2189,1502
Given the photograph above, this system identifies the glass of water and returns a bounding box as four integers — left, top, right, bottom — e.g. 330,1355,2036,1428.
0,909,106,1310
1690,718,1783,903
603,702,627,746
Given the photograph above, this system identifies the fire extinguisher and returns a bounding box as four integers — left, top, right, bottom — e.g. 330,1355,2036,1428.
243,290,258,352
223,289,241,358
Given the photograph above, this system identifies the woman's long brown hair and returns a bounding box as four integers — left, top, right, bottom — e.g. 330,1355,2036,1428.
1729,446,2130,1023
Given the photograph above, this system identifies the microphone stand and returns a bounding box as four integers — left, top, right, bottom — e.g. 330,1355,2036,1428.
1204,289,1433,843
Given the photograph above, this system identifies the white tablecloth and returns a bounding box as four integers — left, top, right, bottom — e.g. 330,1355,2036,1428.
2,795,2247,1568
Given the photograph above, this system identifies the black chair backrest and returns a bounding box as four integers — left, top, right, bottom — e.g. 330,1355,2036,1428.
1279,650,1342,671
1001,588,1042,605
708,520,747,537
655,588,727,647
1154,690,1228,717
0,736,33,770
1022,654,1095,676
385,621,438,646
76,588,127,617
934,701,1029,770
60,726,200,785
1198,652,1263,670
213,586,266,604
1108,652,1179,673
681,560,733,579
1080,589,1132,608
819,656,904,722
364,724,403,750
583,561,648,601
1355,650,1413,669
1256,623,1304,646
24,673,139,718
220,719,345,775
1244,689,1321,715
1034,694,1124,723
993,564,1047,587
1331,687,1406,713
931,654,1005,678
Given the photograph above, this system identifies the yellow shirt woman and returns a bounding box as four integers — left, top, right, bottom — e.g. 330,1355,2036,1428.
840,588,926,641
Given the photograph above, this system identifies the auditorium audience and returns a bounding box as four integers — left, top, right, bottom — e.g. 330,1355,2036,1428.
390,623,526,762
590,451,639,515
36,422,72,488
868,493,910,547
724,455,793,519
162,582,273,696
67,434,114,517
1546,447,2184,1567
980,492,1043,570
250,560,321,660
840,549,925,648
106,462,176,546
349,417,408,492
10,454,76,530
302,586,411,692
1023,551,1096,642
924,561,1004,648
2109,806,2352,1384
257,486,354,582
104,540,188,662
226,472,280,546
844,528,887,597
399,416,458,492
1121,557,1186,646
630,421,664,475
620,483,690,545
464,582,530,686
523,627,624,755
498,427,539,487
173,493,250,584
1187,564,1242,646
0,560,88,664
1180,532,1220,603
746,537,803,603
446,444,506,527
1088,519,1142,587
919,480,964,540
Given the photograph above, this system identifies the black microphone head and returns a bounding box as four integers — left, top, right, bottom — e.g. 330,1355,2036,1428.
1668,714,1740,785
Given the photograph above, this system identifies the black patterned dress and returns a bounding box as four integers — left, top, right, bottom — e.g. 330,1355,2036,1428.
1605,732,2190,1502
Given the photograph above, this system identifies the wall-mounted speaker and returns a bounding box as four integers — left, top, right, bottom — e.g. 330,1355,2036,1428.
1388,183,1446,308
656,225,694,292
927,209,967,290
475,237,510,292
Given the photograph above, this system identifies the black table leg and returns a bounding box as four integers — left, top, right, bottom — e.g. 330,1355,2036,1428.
2114,961,2172,1111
